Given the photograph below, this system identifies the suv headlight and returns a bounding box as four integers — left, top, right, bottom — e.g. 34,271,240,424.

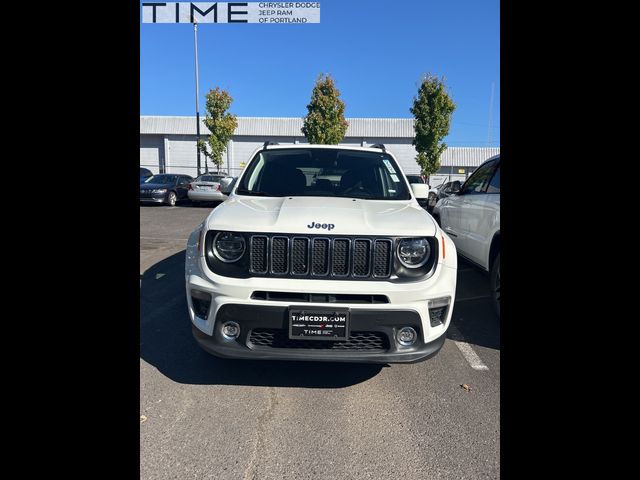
397,238,431,268
152,188,167,193
213,232,245,263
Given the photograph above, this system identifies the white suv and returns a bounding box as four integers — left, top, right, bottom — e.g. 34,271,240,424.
185,144,458,363
433,155,500,316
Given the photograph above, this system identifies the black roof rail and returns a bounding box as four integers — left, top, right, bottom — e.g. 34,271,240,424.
263,141,279,148
370,143,386,151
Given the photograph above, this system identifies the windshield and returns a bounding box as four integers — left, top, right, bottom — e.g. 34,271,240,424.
145,175,177,184
196,175,225,182
236,148,411,200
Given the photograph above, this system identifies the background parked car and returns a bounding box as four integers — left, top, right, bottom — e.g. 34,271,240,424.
140,167,153,183
430,181,446,195
431,181,460,205
432,155,500,316
188,173,232,205
426,180,450,211
140,174,194,206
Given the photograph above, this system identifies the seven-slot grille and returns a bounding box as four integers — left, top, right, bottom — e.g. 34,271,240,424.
249,235,393,279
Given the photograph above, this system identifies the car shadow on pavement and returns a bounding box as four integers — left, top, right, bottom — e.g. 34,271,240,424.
140,250,383,388
446,258,501,350
448,301,501,350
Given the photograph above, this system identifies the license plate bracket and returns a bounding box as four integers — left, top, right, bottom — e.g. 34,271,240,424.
288,308,350,341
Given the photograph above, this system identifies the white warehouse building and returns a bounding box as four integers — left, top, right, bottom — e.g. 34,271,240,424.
140,116,499,185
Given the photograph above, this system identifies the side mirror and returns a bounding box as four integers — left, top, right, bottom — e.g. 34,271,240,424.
449,181,462,194
410,183,430,200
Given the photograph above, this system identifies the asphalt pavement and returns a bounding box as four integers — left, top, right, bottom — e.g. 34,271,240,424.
140,203,500,479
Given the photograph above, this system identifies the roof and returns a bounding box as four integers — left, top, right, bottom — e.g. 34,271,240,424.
260,144,387,152
439,147,501,167
140,116,416,138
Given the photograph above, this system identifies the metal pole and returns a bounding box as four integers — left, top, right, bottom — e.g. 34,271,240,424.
194,21,202,177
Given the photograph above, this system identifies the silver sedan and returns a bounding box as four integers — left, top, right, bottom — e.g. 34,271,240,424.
188,174,234,205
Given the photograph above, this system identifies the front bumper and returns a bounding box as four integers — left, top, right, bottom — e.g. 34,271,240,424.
191,305,447,363
140,192,167,203
185,229,458,364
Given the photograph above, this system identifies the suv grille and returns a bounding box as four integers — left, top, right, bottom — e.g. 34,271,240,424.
248,329,389,351
249,235,393,279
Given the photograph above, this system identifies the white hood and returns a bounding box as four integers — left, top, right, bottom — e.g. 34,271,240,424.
206,196,438,237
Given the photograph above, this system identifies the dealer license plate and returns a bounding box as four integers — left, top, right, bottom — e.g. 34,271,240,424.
289,308,349,340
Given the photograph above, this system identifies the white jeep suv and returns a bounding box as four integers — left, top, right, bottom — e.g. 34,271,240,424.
433,155,500,316
185,144,458,363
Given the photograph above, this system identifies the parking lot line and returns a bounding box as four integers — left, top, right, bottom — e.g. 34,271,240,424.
448,325,489,371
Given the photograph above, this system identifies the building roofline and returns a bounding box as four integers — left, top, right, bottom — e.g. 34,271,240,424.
140,115,417,138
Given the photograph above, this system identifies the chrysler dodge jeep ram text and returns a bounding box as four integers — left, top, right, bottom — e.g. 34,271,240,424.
185,144,457,363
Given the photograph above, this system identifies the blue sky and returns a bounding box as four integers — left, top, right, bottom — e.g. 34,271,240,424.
140,0,500,146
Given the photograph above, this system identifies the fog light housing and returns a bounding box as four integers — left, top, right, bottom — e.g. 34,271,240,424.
221,321,240,340
190,289,211,319
397,327,417,346
429,296,451,327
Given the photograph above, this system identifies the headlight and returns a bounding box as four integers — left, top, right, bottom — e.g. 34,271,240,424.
213,231,245,263
152,188,167,193
397,238,431,268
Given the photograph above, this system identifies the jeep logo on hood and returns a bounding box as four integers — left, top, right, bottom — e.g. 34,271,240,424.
308,222,335,231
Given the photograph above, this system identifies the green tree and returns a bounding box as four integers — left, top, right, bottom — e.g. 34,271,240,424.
410,74,456,177
301,74,349,144
199,87,238,172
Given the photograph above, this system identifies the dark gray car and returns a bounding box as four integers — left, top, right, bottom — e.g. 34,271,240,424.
140,174,194,206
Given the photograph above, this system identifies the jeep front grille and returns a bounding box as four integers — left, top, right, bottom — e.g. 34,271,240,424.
249,235,393,280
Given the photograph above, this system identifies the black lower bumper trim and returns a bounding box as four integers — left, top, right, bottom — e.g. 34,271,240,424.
192,304,447,364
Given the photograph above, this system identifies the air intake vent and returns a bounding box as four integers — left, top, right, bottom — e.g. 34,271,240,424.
332,239,350,276
311,238,330,276
271,237,289,274
291,238,309,275
250,236,268,274
248,329,389,351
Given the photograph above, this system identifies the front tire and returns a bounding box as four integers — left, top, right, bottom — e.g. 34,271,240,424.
490,253,500,318
166,191,177,206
